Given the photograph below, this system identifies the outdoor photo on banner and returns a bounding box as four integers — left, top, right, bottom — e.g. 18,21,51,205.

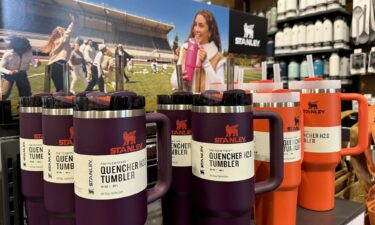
0,0,266,114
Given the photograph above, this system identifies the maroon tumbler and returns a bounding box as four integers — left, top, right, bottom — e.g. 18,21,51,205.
42,93,75,225
157,92,193,225
191,90,284,225
73,91,172,225
20,93,52,225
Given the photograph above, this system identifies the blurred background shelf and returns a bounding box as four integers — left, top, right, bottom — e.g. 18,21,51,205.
277,8,351,26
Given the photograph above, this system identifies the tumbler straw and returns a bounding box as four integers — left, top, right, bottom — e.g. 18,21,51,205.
262,61,268,80
307,54,315,78
273,63,281,83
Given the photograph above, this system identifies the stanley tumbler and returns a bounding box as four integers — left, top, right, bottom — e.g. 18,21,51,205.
289,78,368,211
73,91,172,225
191,90,284,225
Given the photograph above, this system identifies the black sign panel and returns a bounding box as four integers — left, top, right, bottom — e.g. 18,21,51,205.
228,10,267,55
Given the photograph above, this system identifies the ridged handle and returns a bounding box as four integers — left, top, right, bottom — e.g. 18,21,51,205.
253,111,284,195
340,93,369,156
145,112,172,203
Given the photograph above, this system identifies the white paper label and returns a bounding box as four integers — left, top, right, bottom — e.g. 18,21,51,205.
192,140,254,182
304,126,341,153
43,145,74,183
254,131,301,163
74,148,147,200
172,135,192,167
20,138,44,171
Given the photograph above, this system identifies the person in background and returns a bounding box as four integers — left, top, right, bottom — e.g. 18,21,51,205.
79,39,88,53
0,36,34,100
83,39,96,82
127,58,134,74
171,9,225,93
79,39,88,75
42,14,74,92
85,44,106,92
68,42,87,94
101,48,116,92
151,60,158,74
115,44,133,83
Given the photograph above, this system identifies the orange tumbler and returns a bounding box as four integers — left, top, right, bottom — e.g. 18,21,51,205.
289,78,368,211
253,90,302,225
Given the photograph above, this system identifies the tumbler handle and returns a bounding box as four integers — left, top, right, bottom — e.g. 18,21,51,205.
146,112,172,203
340,93,369,156
254,111,284,195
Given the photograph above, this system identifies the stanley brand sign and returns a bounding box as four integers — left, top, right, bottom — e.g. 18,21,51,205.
228,10,267,55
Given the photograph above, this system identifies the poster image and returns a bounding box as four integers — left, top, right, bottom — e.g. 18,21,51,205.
0,0,265,113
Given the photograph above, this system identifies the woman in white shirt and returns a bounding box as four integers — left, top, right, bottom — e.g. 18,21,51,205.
0,36,34,100
171,9,225,93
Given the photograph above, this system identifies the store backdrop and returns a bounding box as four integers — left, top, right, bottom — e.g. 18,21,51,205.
0,0,265,113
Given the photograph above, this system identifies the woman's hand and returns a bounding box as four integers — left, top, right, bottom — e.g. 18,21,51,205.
198,47,207,64
10,70,18,75
182,70,189,82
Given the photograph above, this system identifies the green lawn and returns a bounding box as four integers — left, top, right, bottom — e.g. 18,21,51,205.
8,62,260,115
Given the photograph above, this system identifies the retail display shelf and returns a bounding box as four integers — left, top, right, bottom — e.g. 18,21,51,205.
277,8,351,26
275,48,352,58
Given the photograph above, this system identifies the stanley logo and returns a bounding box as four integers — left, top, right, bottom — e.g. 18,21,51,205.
110,130,144,155
123,131,136,145
58,127,74,146
172,120,192,135
214,124,246,143
33,133,43,139
288,116,300,132
303,101,325,114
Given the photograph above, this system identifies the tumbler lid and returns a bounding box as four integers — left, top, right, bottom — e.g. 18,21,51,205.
110,91,145,110
242,80,283,92
42,92,74,109
193,89,252,106
289,77,341,90
74,92,110,111
20,93,52,107
157,92,193,105
253,89,300,103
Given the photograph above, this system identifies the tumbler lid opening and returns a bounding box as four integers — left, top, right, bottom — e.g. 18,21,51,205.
110,91,145,110
157,92,193,105
43,92,74,109
20,93,52,108
193,89,252,106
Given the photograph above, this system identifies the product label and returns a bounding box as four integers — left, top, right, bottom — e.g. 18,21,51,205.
43,145,74,183
74,148,147,200
192,140,254,182
20,138,44,171
304,126,341,153
254,131,301,162
172,135,192,167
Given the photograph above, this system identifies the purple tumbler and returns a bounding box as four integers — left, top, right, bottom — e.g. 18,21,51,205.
185,38,199,81
20,93,52,225
191,90,284,225
73,91,172,225
42,92,75,225
157,92,193,225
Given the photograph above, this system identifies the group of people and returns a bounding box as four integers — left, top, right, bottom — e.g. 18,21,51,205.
1,9,225,101
0,15,133,100
42,15,133,94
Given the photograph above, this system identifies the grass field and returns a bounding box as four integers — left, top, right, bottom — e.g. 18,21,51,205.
8,62,261,115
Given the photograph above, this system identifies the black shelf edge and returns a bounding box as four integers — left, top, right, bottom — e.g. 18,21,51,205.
275,48,352,58
277,8,351,25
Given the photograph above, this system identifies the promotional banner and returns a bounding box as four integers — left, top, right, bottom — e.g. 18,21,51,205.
0,0,266,114
229,10,267,55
